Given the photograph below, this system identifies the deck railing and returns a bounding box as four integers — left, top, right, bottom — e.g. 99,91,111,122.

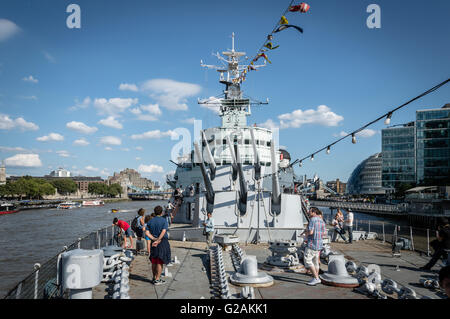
2,219,133,299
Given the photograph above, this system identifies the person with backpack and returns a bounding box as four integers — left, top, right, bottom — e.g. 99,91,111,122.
131,209,146,238
113,218,134,249
132,208,146,253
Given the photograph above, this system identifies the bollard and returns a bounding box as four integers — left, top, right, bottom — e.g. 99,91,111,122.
409,227,414,251
426,229,430,257
34,263,41,299
61,249,103,299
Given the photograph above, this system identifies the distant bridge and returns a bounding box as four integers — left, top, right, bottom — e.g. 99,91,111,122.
127,185,172,200
309,200,407,216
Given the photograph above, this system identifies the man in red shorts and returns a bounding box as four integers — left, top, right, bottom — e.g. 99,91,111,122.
144,205,171,285
113,218,134,249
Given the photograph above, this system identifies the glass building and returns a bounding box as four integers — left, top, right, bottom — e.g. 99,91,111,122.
416,105,450,185
381,122,416,189
346,153,385,195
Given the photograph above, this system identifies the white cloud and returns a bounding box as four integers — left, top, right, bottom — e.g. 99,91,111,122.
36,133,64,142
0,19,20,42
42,51,56,63
278,105,344,129
104,146,113,151
98,116,123,129
100,136,122,145
130,129,178,140
199,96,221,114
100,169,110,176
85,165,99,172
119,83,138,92
138,164,164,173
135,114,158,122
5,153,42,167
259,119,279,130
140,104,162,116
23,75,38,83
73,138,90,146
121,148,130,152
56,150,70,158
94,97,138,116
141,79,201,111
66,121,98,134
69,97,91,111
334,129,378,138
0,146,29,153
357,128,378,138
19,95,38,100
130,107,141,115
0,114,39,131
136,157,141,161
135,146,143,151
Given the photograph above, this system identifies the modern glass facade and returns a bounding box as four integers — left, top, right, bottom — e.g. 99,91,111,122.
381,122,416,189
416,106,450,185
346,153,385,195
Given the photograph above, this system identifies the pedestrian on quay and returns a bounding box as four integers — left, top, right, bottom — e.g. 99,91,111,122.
113,218,134,249
420,217,450,271
344,209,354,244
303,207,327,286
144,206,171,285
203,212,215,250
331,209,347,242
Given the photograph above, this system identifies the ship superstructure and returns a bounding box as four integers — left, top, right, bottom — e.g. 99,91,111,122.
167,34,308,243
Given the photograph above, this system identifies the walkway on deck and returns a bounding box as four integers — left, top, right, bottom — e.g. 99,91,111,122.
93,239,446,299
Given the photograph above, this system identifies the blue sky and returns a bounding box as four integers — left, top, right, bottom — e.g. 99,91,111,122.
0,0,449,185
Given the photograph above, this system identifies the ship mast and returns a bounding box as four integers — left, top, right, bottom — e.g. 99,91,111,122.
199,33,268,127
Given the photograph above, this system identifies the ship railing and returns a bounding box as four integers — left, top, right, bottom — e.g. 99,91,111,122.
2,220,133,299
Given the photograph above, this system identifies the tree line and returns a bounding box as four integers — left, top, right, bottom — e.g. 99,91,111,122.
0,176,122,200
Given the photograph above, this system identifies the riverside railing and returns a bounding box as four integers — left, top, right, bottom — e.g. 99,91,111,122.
325,216,437,257
2,218,133,299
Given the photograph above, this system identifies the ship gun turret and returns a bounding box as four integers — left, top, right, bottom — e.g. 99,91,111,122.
234,140,248,216
201,131,216,181
194,142,215,214
270,141,281,214
226,135,238,181
249,127,261,181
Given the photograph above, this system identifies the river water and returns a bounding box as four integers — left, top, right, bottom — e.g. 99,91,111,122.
0,200,165,298
0,201,407,298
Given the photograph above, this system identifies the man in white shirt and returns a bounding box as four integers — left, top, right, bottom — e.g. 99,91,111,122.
344,210,354,244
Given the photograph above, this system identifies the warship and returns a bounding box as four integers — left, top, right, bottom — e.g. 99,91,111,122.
166,33,310,244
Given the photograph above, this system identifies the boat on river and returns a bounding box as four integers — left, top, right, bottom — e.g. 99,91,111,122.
56,202,81,209
0,202,19,215
82,200,105,207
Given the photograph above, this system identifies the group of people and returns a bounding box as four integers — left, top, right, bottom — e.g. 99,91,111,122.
112,205,172,286
331,208,354,243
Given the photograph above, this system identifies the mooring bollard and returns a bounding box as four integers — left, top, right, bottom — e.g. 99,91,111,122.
61,249,103,299
34,263,41,299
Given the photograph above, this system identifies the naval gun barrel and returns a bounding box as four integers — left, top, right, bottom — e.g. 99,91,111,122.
194,142,215,214
201,131,216,180
249,127,261,180
234,141,248,215
226,135,238,181
270,141,281,208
